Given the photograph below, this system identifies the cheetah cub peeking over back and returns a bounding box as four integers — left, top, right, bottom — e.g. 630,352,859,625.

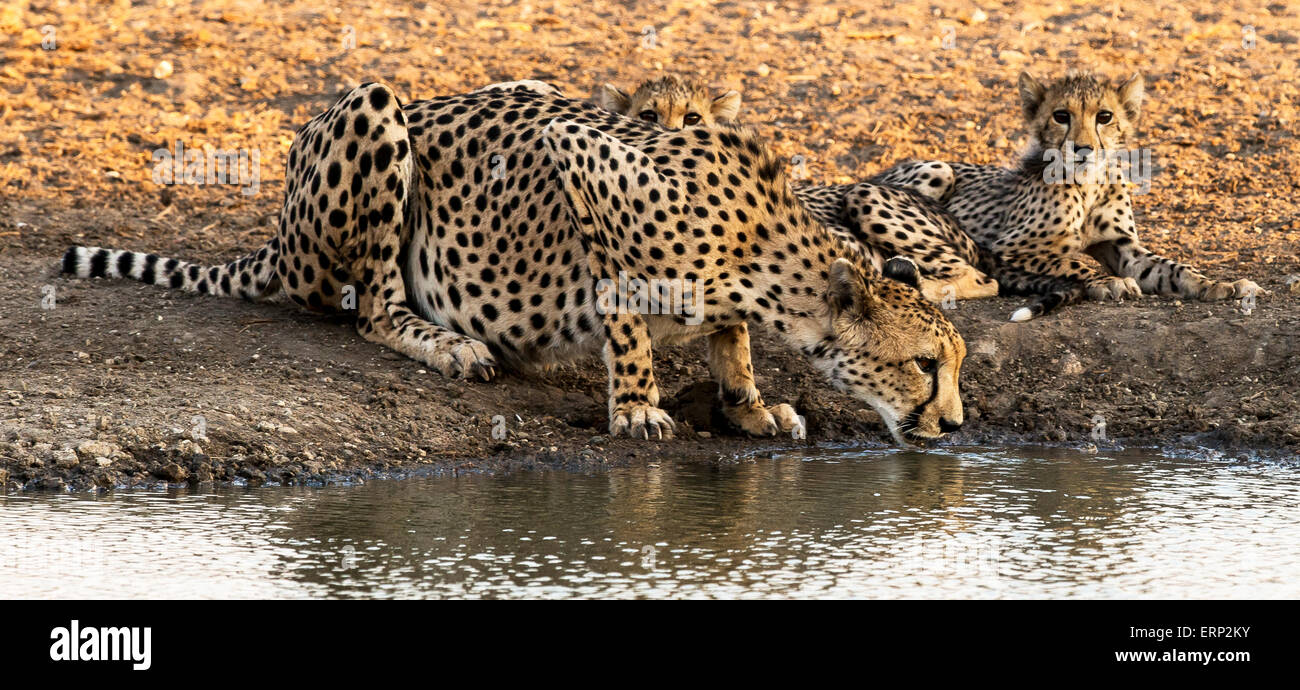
595,75,741,130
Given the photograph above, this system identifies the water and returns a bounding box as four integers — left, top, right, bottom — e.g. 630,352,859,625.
2,446,1297,599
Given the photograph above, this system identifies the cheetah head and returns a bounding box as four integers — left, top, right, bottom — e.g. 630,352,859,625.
596,75,741,130
818,256,967,445
1019,70,1143,176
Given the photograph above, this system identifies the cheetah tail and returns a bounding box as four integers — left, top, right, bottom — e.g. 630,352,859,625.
1009,283,1087,322
982,258,1088,322
60,240,281,301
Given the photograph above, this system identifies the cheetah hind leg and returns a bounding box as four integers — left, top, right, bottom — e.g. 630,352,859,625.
708,324,805,439
868,160,955,203
354,290,498,381
327,82,499,381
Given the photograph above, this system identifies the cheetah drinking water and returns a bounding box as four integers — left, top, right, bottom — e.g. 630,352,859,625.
61,83,967,444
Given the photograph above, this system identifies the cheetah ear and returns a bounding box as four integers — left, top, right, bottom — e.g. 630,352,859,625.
882,256,921,290
711,90,742,122
595,83,631,115
827,258,877,318
1017,71,1046,120
1117,72,1144,122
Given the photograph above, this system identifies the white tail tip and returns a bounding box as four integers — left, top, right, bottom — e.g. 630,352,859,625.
1009,307,1033,322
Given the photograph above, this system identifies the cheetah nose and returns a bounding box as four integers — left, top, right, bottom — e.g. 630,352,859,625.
1074,145,1093,160
939,418,963,433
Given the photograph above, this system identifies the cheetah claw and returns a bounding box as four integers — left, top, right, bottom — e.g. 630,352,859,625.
1198,278,1265,301
435,340,498,382
1087,276,1141,301
609,405,676,440
723,402,804,438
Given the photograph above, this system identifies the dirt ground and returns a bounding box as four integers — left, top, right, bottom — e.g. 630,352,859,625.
1,1,1298,491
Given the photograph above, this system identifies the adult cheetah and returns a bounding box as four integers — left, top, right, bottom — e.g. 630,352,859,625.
61,83,967,444
877,70,1263,319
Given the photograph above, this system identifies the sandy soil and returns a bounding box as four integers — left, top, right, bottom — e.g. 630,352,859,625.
1,0,1298,491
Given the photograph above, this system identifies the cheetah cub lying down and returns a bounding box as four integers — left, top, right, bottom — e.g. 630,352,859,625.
62,83,967,445
877,70,1263,320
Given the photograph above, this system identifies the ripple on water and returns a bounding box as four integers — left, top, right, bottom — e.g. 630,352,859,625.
1,446,1297,598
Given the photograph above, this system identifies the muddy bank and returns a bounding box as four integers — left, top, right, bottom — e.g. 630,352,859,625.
2,0,1299,490
2,243,1297,492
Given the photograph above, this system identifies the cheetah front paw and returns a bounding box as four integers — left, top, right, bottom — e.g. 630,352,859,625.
433,338,498,382
723,402,805,438
1087,276,1141,301
1196,278,1265,301
609,404,677,440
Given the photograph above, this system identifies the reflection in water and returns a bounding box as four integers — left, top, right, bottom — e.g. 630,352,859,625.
1,447,1296,598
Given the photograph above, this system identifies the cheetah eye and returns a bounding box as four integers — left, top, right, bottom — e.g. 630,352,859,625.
638,111,658,123
915,357,938,374
1096,110,1114,125
683,112,702,126
1052,110,1071,125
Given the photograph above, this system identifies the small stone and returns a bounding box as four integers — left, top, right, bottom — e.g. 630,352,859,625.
757,63,770,77
173,439,204,456
156,463,188,482
153,60,173,79
75,440,121,463
1059,353,1084,376
697,431,712,439
277,425,299,435
53,448,78,468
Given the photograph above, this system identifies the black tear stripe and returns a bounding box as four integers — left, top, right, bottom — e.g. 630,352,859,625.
902,363,941,434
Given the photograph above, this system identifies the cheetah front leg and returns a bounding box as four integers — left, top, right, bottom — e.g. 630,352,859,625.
996,249,1141,301
599,305,676,440
1083,188,1262,301
1087,240,1262,301
707,324,804,438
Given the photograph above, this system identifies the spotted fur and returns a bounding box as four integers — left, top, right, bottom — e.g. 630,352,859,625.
591,76,999,305
61,83,967,443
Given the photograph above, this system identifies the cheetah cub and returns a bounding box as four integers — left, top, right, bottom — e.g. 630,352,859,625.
878,70,1263,320
595,75,741,130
